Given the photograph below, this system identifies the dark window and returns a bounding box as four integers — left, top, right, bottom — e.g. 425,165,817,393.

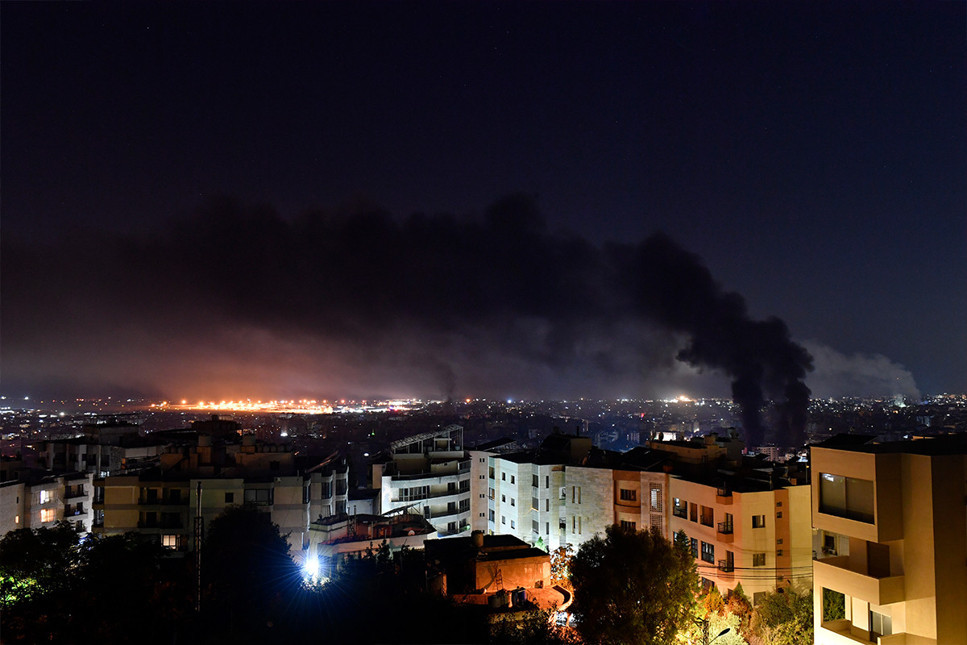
225,492,234,503
753,553,766,566
532,475,539,488
819,473,874,523
752,515,766,528
690,538,698,558
701,541,715,563
244,489,272,505
700,506,714,527
619,489,636,501
620,520,637,530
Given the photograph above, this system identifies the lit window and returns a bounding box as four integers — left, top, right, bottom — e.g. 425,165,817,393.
40,508,55,523
14,515,20,524
39,490,52,504
162,535,179,549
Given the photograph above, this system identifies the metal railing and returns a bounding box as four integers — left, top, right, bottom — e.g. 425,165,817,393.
717,521,733,534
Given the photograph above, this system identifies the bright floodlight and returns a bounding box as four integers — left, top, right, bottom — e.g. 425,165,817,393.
303,553,320,580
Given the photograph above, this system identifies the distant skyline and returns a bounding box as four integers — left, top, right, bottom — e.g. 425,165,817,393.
2,2,964,401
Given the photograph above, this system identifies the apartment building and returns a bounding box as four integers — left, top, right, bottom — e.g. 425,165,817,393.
372,425,473,536
812,434,967,645
0,472,94,535
668,470,811,600
94,432,349,553
488,452,569,551
486,433,670,552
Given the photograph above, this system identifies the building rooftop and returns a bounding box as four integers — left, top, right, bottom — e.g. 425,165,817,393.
814,432,967,456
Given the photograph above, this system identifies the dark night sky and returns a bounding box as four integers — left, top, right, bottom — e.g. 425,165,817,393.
2,2,964,402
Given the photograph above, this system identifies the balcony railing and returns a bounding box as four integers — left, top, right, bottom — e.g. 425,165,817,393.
717,559,734,573
717,522,733,534
673,507,687,519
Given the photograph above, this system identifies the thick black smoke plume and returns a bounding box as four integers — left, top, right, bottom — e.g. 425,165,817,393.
625,234,813,447
3,195,812,445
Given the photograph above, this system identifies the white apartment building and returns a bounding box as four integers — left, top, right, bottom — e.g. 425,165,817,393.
0,472,94,536
372,425,472,536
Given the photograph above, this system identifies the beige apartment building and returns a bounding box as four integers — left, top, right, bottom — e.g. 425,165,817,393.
812,435,967,645
668,471,811,600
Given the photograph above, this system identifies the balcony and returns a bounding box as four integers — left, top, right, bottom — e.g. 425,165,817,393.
715,488,733,505
716,522,734,543
672,507,687,519
814,556,905,605
393,489,469,506
717,560,734,580
429,507,471,523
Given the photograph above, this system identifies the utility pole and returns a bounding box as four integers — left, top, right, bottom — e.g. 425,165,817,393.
194,481,203,613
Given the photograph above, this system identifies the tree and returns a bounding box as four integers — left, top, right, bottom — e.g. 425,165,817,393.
0,524,191,644
569,525,698,645
677,587,748,645
549,543,575,590
748,584,813,645
0,522,81,641
725,583,755,642
200,506,302,643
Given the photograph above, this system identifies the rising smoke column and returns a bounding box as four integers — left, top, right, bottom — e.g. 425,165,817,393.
624,233,813,447
3,195,813,445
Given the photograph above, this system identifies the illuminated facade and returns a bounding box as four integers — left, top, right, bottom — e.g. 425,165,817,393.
0,472,94,535
668,473,811,600
372,425,473,536
812,435,967,645
485,433,669,552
